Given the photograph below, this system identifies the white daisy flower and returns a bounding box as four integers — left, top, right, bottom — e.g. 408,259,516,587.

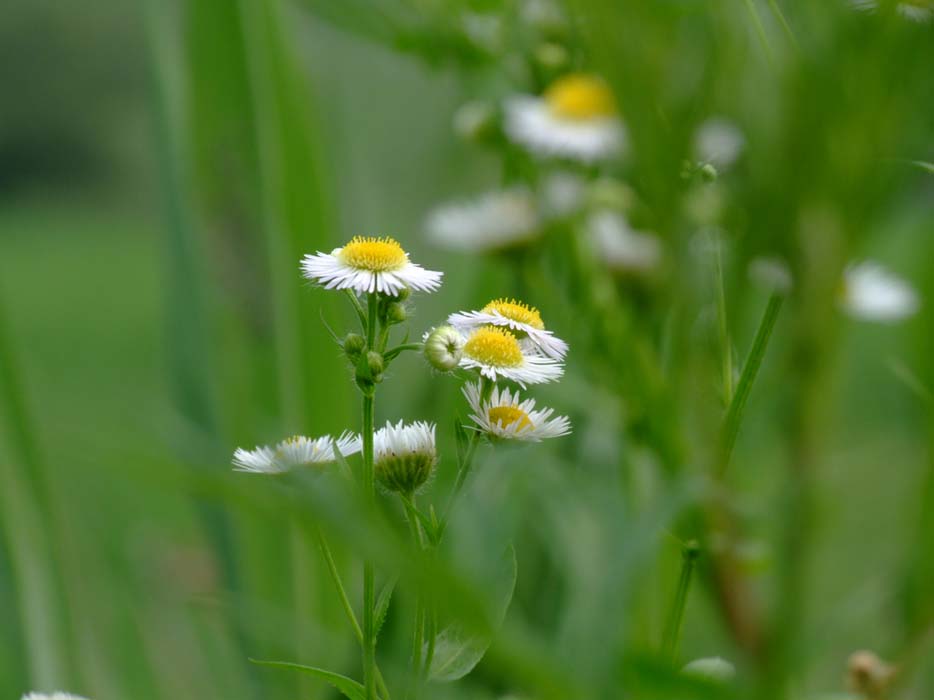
373,420,437,494
540,171,586,219
587,210,662,274
301,236,442,297
458,325,564,387
22,694,89,700
232,432,361,474
694,118,745,169
425,189,540,253
464,381,571,442
841,261,919,322
448,298,569,360
504,73,626,163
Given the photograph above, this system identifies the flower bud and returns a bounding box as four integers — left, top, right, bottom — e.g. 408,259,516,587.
342,333,366,362
386,302,407,325
534,42,569,71
423,325,464,372
366,351,384,379
699,162,719,182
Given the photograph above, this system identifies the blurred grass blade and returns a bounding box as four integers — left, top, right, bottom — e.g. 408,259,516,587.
250,659,366,700
0,294,71,687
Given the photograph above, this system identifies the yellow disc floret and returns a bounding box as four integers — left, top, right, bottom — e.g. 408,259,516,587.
339,236,408,271
482,298,545,330
488,405,534,432
544,74,616,121
464,326,524,367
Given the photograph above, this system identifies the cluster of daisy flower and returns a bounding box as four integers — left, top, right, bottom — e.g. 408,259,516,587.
230,233,571,698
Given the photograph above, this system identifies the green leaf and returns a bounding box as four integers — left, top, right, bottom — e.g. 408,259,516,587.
427,544,517,682
911,160,934,174
250,660,365,700
374,575,397,642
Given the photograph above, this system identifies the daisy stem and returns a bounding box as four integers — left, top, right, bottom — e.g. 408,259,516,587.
719,292,783,476
441,379,492,530
715,240,733,404
401,493,426,698
661,540,700,662
362,292,378,700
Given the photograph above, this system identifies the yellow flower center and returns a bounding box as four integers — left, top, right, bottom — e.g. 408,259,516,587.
482,298,545,330
339,236,408,271
488,405,534,432
463,326,524,367
544,74,616,121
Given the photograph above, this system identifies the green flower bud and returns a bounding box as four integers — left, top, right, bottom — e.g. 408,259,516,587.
423,325,464,372
699,162,719,182
366,351,384,380
534,42,569,71
386,302,407,325
342,333,366,362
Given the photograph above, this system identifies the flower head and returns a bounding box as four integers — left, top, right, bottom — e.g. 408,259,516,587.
449,298,568,360
374,420,437,494
425,189,539,253
504,73,625,163
301,236,442,297
842,261,919,322
424,325,465,371
232,432,361,474
464,382,570,442
458,325,564,387
22,695,89,700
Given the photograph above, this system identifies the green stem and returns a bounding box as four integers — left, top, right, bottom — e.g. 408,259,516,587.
767,0,798,49
661,541,700,662
719,293,784,476
715,241,733,404
362,292,378,700
742,0,776,67
346,290,368,331
401,493,426,698
383,343,423,362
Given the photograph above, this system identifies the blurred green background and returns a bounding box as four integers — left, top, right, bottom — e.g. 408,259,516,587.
1,1,932,699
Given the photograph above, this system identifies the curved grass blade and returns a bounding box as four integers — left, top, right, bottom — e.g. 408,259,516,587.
250,659,365,700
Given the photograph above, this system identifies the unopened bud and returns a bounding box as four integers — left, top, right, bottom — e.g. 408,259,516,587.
699,162,719,182
386,302,407,324
366,351,384,379
534,42,569,71
374,421,437,494
343,333,366,361
423,325,464,372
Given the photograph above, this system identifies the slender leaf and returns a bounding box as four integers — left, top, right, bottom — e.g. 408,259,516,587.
250,659,365,700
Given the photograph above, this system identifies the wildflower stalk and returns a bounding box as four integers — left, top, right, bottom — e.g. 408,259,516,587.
362,292,379,700
719,292,784,476
715,242,733,403
662,540,700,662
401,493,427,698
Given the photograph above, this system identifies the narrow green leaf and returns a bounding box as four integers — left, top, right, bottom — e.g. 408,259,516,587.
428,544,517,682
374,574,397,642
250,659,365,700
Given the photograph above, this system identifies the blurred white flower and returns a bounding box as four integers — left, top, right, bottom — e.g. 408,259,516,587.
464,381,571,442
425,189,539,253
748,256,793,294
458,325,564,387
540,171,586,219
301,236,442,296
682,657,736,683
22,694,89,700
232,433,361,474
694,118,745,169
850,0,933,21
504,74,625,163
449,298,569,359
588,210,662,273
842,261,919,322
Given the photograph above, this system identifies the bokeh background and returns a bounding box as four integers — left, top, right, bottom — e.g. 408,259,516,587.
1,1,932,699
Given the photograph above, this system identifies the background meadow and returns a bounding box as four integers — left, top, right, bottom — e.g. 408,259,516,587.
1,1,933,699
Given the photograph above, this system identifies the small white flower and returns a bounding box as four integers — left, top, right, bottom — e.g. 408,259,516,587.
694,118,745,169
587,210,662,273
842,261,919,322
448,298,568,360
425,189,540,253
504,74,626,163
22,694,89,700
232,432,361,474
301,236,442,297
540,171,586,219
458,325,564,387
373,420,437,493
464,382,571,442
